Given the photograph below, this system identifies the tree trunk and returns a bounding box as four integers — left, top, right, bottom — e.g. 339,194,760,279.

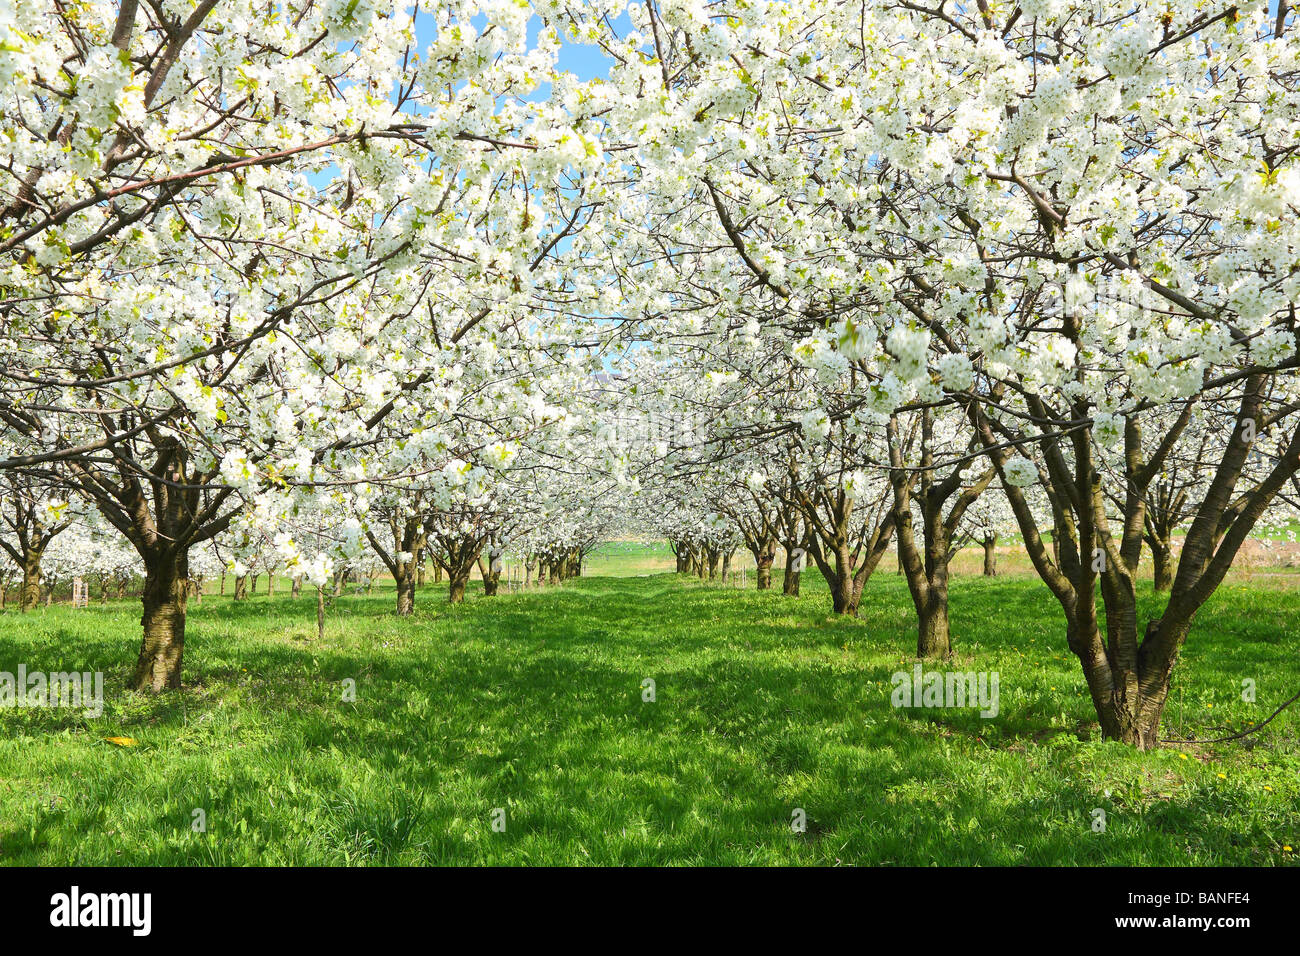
897,509,954,659
1151,540,1174,592
20,548,42,612
782,561,801,596
316,585,326,641
1073,614,1178,750
983,534,998,576
478,557,501,596
916,597,951,660
132,551,189,693
448,569,470,604
828,567,856,615
396,569,416,616
1102,692,1167,749
813,540,872,617
233,575,248,601
291,575,302,599
755,553,773,589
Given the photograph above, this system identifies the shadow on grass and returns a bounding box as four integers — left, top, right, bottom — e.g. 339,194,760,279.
0,571,1297,864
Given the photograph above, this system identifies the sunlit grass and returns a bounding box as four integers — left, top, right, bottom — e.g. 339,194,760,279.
0,555,1296,865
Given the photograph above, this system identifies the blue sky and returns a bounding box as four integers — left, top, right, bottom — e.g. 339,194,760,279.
412,7,633,88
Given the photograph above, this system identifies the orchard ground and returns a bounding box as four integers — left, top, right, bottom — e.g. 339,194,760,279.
0,542,1297,865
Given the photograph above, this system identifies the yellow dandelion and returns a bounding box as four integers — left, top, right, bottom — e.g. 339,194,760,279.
103,736,137,748
1217,772,1227,780
1284,846,1293,853
1179,753,1189,760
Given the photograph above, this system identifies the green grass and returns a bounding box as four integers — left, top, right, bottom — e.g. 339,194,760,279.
582,539,677,576
0,557,1297,865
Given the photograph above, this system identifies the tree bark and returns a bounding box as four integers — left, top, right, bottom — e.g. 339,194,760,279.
916,598,952,659
887,413,995,659
1073,614,1179,749
827,555,856,614
962,377,1289,750
897,509,954,660
396,570,416,615
479,557,501,596
448,569,470,604
782,558,801,596
1151,540,1174,592
132,550,189,692
20,547,43,612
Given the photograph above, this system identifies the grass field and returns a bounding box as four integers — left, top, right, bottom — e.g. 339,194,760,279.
0,545,1297,865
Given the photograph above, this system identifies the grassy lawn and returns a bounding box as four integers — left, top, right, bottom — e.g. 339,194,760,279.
0,551,1297,865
